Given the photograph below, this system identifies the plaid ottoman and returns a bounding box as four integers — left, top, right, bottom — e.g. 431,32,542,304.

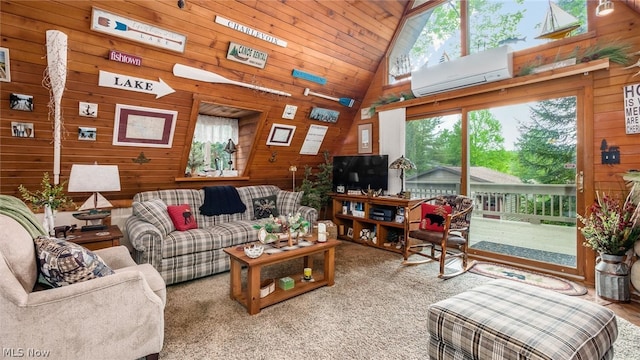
428,279,618,360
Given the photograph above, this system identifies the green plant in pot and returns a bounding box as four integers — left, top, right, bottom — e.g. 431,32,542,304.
298,151,333,219
18,172,75,235
578,189,640,301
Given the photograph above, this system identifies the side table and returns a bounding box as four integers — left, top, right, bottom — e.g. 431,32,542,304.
67,225,123,251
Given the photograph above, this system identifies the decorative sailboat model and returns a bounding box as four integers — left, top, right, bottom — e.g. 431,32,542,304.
535,1,580,40
68,163,121,231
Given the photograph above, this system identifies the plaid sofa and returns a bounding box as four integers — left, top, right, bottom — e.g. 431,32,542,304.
428,279,618,360
125,185,317,285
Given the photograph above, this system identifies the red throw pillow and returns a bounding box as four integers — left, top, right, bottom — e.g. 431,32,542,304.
167,204,197,231
419,203,452,232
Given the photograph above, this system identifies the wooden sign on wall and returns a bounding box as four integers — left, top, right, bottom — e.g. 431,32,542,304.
91,7,186,53
226,42,268,69
624,83,640,134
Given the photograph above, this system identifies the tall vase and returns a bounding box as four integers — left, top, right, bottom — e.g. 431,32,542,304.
42,204,56,236
595,253,630,302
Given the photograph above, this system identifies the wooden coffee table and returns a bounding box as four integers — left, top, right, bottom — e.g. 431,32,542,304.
224,238,339,315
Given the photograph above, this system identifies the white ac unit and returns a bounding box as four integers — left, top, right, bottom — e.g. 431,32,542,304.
411,46,513,97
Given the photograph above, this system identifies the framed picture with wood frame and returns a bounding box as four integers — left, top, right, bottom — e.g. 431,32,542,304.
266,123,296,146
112,104,177,148
358,123,372,153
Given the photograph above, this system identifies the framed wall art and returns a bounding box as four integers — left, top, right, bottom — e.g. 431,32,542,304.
11,122,34,137
309,107,339,123
0,47,10,82
266,123,296,146
9,93,33,111
358,123,372,154
78,127,97,141
112,104,177,148
91,7,186,53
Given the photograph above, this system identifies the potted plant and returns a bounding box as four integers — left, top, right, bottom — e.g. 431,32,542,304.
18,172,75,234
299,150,333,218
578,188,640,301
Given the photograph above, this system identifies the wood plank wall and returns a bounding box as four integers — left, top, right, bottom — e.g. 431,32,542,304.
0,0,408,204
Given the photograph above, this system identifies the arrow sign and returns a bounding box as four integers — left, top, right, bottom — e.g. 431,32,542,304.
98,70,175,99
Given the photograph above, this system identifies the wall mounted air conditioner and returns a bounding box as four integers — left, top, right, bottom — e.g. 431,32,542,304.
411,46,513,97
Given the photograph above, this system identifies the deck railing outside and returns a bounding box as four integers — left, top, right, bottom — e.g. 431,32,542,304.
406,183,577,225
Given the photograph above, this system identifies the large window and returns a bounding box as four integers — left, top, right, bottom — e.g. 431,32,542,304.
389,0,587,84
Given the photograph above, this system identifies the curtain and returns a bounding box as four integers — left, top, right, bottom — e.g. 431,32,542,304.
193,115,238,143
379,108,406,195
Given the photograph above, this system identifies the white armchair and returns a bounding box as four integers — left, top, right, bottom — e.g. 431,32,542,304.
0,196,165,360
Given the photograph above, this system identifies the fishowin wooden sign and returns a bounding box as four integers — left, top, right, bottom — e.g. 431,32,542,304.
226,42,268,69
108,50,142,66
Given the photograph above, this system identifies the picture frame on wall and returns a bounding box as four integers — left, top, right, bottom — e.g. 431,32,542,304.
266,123,296,146
0,47,10,82
112,104,177,148
358,123,372,154
309,107,339,123
78,127,97,141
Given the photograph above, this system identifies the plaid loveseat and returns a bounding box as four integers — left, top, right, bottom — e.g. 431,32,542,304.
126,185,317,285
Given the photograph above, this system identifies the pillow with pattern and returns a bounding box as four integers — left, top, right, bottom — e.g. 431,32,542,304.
167,204,198,231
420,203,452,232
34,236,114,288
276,190,303,216
253,195,279,219
132,198,175,236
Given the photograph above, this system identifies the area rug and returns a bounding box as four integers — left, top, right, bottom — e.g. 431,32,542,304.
158,241,640,359
469,261,587,296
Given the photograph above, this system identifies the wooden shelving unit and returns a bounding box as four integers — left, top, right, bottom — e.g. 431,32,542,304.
331,194,422,253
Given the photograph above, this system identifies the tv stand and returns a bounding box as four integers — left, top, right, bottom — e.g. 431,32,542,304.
331,194,422,253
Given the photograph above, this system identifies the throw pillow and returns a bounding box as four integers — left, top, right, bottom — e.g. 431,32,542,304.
167,204,198,231
420,203,452,232
132,198,175,236
253,195,279,219
33,236,114,287
276,190,303,216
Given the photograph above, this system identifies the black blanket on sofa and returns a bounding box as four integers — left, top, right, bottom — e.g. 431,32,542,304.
199,185,247,216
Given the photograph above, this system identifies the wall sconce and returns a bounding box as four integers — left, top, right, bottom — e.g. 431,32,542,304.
596,0,614,17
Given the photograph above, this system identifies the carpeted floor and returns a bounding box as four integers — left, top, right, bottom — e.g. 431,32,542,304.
161,241,640,359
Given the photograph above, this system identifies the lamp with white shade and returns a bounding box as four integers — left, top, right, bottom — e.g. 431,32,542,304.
68,163,121,230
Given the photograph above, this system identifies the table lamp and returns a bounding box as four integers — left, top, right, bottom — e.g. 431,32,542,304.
388,155,416,198
68,163,121,231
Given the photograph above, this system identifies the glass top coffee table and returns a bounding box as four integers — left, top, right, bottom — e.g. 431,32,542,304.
223,237,339,315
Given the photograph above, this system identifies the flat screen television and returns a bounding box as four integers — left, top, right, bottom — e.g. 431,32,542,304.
332,155,389,192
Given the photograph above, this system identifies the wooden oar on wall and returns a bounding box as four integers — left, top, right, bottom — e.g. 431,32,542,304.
303,88,355,107
173,64,291,97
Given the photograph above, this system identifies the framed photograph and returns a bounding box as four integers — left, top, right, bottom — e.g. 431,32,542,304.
0,47,10,82
112,104,177,148
79,102,98,117
309,107,339,123
91,7,186,53
78,127,97,141
11,122,34,137
347,227,354,239
358,123,372,154
9,94,33,111
266,123,296,146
